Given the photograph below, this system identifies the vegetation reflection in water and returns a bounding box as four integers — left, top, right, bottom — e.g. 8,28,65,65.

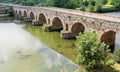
24,22,77,62
0,19,78,72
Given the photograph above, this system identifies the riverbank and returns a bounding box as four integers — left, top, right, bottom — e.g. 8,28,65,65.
0,14,9,16
0,14,14,22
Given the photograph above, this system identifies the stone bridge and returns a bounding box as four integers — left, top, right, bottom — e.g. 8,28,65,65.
6,5,120,51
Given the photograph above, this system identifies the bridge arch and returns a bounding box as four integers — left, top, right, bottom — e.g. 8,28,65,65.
14,10,17,14
38,13,46,24
51,17,63,31
100,30,116,52
19,10,22,15
13,10,17,15
71,22,85,36
24,11,27,17
30,12,35,20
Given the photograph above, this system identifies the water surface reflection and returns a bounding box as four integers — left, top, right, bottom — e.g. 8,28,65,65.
0,23,78,72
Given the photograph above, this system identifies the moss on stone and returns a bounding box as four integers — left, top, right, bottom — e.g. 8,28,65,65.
42,24,52,32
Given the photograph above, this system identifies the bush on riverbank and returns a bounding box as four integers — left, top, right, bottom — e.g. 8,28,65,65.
100,5,117,13
5,9,13,16
115,48,120,63
45,0,79,9
75,31,112,71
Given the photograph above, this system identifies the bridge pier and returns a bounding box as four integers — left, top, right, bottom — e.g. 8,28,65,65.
23,17,32,22
17,15,24,20
60,30,73,39
43,24,52,32
60,30,80,39
43,24,64,32
32,20,43,26
14,14,18,18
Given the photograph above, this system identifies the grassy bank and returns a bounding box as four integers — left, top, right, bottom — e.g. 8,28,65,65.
0,14,10,17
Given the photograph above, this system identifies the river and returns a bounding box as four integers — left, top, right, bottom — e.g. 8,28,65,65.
0,11,120,72
0,17,78,72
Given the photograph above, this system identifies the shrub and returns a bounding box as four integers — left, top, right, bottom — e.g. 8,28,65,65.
95,4,102,12
63,0,78,9
84,0,89,6
106,58,115,66
87,5,95,12
99,5,117,13
75,31,110,71
114,48,120,63
80,6,85,11
76,67,86,72
5,9,13,16
111,0,120,10
89,0,96,6
45,0,79,9
101,0,107,4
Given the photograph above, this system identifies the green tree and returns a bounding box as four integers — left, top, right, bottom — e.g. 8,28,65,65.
95,0,103,12
79,0,84,6
101,0,107,4
5,9,13,16
80,6,85,11
95,4,102,12
75,31,110,70
45,0,78,9
111,0,120,10
89,0,96,6
84,0,89,6
63,0,79,9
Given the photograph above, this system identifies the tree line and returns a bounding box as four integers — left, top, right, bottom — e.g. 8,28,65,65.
0,0,120,12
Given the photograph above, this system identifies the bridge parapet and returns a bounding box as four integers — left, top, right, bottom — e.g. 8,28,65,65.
7,4,120,22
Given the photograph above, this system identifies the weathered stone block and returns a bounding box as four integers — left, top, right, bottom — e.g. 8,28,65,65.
17,15,23,20
23,17,32,22
32,20,42,26
42,24,52,32
60,30,73,39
